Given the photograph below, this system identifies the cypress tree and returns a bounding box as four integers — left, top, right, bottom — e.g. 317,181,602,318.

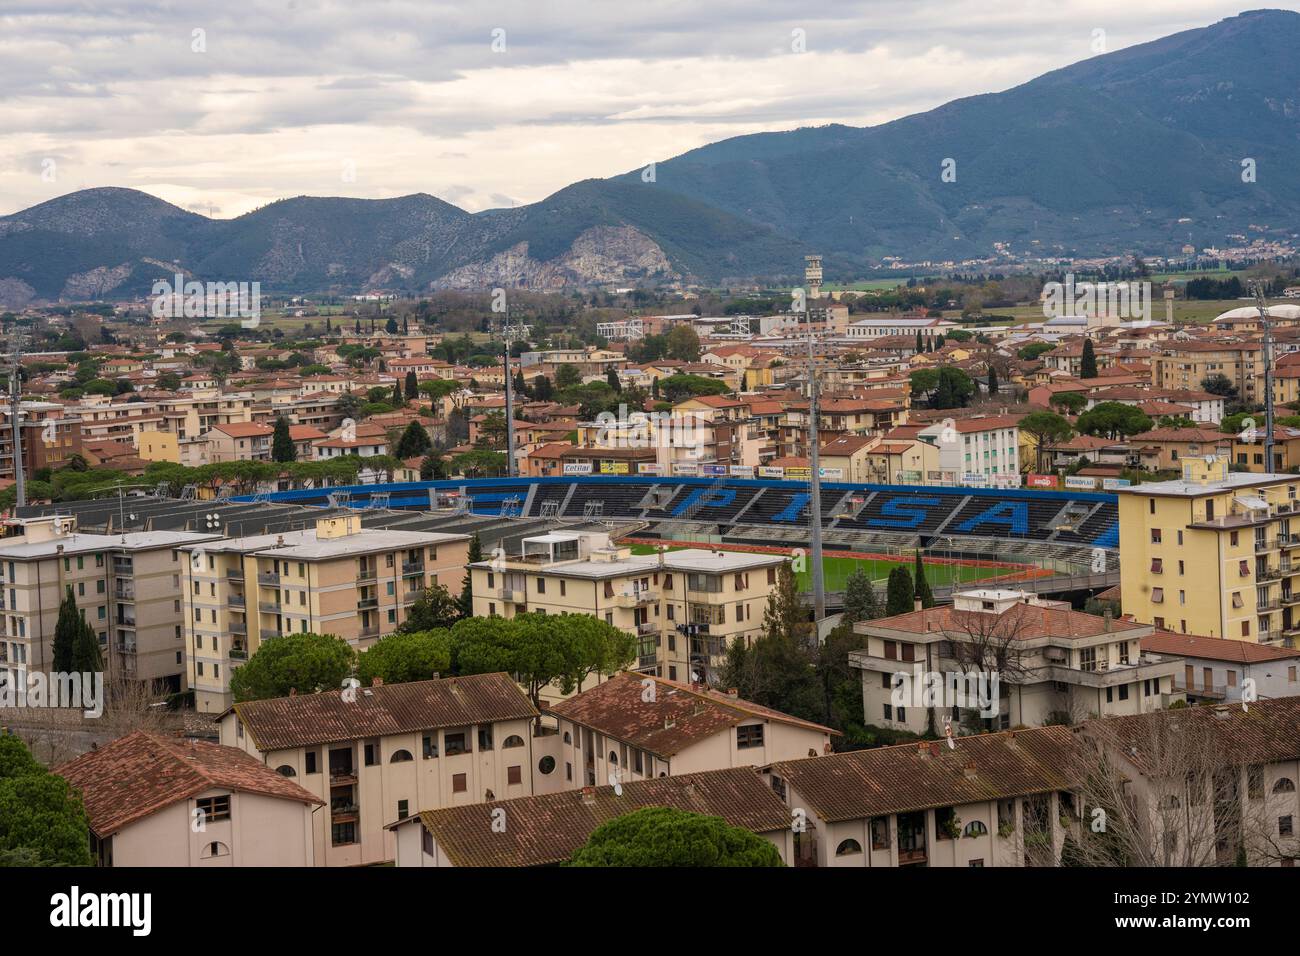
271,416,295,462
1080,339,1098,379
459,534,483,617
71,615,103,674
913,551,935,608
52,588,80,674
405,371,418,399
987,364,999,397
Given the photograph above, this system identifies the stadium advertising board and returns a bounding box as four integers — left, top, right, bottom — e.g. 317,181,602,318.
638,463,663,475
673,463,699,476
1026,473,1058,489
730,465,755,478
1064,475,1098,490
1102,477,1131,490
785,467,812,480
600,461,629,475
759,466,785,479
562,462,592,475
701,464,728,476
818,467,844,480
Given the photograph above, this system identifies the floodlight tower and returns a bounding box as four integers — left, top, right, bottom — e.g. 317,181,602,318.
1257,283,1276,473
7,328,26,509
500,300,532,479
804,255,826,633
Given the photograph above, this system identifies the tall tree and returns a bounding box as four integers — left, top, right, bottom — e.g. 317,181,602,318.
397,583,461,633
885,566,915,616
568,807,783,867
459,533,482,617
986,364,999,396
841,566,881,624
404,371,418,399
229,632,356,702
271,416,296,462
913,551,935,608
762,562,808,644
357,629,452,686
52,589,79,674
394,421,433,459
1080,339,1098,379
71,615,102,674
0,735,92,866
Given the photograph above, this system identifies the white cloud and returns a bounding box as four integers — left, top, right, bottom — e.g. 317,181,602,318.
0,0,1286,216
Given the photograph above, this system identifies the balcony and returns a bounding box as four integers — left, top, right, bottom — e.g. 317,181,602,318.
229,620,247,635
1257,567,1281,582
615,589,658,608
497,588,526,603
402,561,424,576
1255,537,1278,553
258,601,282,614
357,567,377,583
357,597,378,610
637,654,658,670
1258,599,1281,611
257,571,280,586
636,621,658,636
228,647,247,661
260,628,281,640
359,625,379,639
114,584,135,601
226,568,244,582
228,593,245,607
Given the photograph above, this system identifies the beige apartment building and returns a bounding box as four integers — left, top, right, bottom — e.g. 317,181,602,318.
1149,341,1263,404
545,671,835,789
219,673,539,866
849,589,1182,735
468,531,784,690
0,516,218,693
57,730,321,867
181,514,470,713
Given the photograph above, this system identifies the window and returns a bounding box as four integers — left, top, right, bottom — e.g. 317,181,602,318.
195,795,231,823
452,773,467,793
870,817,890,850
364,743,377,766
502,735,525,749
1150,529,1161,543
422,735,439,759
1248,765,1264,800
1150,558,1163,573
390,749,413,763
444,731,468,756
397,800,409,820
964,821,989,837
1281,816,1294,837
834,839,863,856
507,765,522,785
1274,778,1297,794
331,822,357,846
275,765,296,777
305,751,318,774
1150,588,1163,604
538,756,556,775
736,724,765,749
477,727,493,751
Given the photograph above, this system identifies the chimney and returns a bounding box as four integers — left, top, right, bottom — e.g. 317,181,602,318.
1103,608,1112,633
929,742,941,757
581,786,596,805
963,761,977,779
914,598,922,612
917,741,929,758
289,687,297,697
431,671,440,680
727,687,739,698
371,677,383,687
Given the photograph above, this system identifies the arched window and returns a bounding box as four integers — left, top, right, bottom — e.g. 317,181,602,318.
275,765,296,777
200,841,230,859
1274,777,1297,794
503,735,525,749
390,749,413,763
609,751,619,766
964,821,989,837
538,756,556,775
563,731,572,745
835,839,862,856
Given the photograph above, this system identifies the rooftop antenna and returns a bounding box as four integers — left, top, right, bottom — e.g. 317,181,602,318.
803,255,826,633
1256,283,1276,473
7,327,26,509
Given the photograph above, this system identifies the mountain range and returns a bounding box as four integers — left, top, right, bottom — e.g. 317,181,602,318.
2,8,1298,305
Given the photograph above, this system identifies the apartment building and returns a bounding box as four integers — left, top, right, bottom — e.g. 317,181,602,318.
56,731,321,867
390,766,791,867
916,415,1021,484
181,514,470,713
544,671,834,790
849,589,1181,734
468,531,783,691
0,516,218,693
0,401,83,480
1142,629,1300,702
1150,341,1263,404
219,673,538,866
1117,455,1300,645
768,726,1078,867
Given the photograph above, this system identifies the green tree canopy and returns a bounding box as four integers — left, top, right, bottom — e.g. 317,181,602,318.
885,566,915,616
841,566,881,624
394,420,433,459
272,416,296,463
568,807,783,867
398,583,462,633
1076,401,1153,440
0,734,92,866
229,632,357,702
358,629,453,686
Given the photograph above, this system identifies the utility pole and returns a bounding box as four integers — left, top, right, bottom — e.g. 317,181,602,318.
7,329,25,510
803,256,826,634
1257,283,1276,473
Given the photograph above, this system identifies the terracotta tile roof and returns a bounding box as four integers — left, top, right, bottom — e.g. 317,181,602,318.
866,602,1149,642
772,726,1078,823
1131,427,1229,443
1092,697,1300,773
55,731,323,836
403,766,790,866
546,672,835,758
1141,629,1300,664
230,673,538,751
212,422,273,438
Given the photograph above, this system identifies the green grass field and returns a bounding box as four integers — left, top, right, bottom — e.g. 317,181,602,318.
626,544,1016,592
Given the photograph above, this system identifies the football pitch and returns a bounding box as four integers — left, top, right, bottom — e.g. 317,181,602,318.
625,544,1021,592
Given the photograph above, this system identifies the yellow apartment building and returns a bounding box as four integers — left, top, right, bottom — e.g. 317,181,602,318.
181,515,470,713
1118,455,1300,646
468,531,783,692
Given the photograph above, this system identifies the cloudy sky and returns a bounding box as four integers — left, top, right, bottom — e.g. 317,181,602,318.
0,0,1285,218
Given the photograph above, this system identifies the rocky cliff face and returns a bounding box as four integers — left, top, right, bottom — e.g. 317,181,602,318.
432,225,679,290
